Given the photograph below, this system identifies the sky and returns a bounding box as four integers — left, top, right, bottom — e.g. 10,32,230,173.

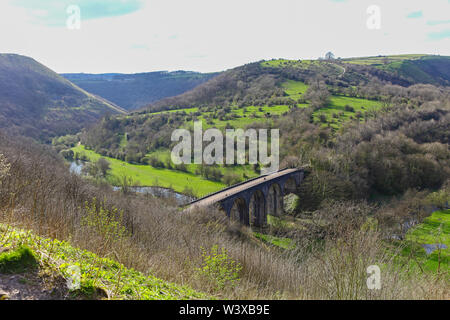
0,0,449,73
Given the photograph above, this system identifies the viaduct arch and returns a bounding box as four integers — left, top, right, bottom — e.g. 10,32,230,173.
187,168,304,227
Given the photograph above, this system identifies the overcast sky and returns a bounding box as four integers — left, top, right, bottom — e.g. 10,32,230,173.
0,0,449,73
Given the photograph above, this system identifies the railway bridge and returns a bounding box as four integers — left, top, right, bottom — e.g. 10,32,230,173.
187,168,304,227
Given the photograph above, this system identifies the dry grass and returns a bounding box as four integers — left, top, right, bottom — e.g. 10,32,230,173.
0,134,448,299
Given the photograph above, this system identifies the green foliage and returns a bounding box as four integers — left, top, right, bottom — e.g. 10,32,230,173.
399,210,450,273
196,245,242,291
254,232,295,250
283,194,300,215
424,189,450,210
81,199,130,245
223,172,242,186
60,149,75,161
52,134,79,152
82,158,111,179
1,225,207,300
267,215,289,229
148,156,165,168
0,245,38,273
342,55,450,85
312,95,382,128
71,145,225,197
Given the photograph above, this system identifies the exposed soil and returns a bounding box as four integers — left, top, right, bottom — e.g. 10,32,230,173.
0,271,70,300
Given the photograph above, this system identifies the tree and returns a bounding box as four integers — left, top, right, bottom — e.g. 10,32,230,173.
97,158,111,177
60,149,74,161
82,162,100,178
325,52,335,60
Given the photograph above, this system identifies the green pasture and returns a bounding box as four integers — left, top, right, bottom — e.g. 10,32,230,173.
71,145,226,197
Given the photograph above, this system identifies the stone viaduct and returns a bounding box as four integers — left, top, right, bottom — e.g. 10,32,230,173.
187,168,304,227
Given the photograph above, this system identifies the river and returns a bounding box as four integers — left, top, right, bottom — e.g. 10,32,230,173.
69,161,194,205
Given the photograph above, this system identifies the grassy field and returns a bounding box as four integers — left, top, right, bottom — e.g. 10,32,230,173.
0,224,206,300
146,80,309,130
401,209,449,273
313,95,383,128
260,208,449,274
100,80,383,192
261,59,343,77
254,232,295,250
151,107,199,115
146,147,259,180
145,79,383,131
71,145,226,197
261,59,316,68
341,54,428,66
282,79,309,101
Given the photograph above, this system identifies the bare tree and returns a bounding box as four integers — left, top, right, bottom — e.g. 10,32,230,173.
97,158,111,177
0,153,10,181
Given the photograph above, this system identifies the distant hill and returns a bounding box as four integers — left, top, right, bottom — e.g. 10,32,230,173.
341,54,450,86
0,54,125,142
145,54,450,112
62,71,218,111
80,53,450,162
73,53,449,200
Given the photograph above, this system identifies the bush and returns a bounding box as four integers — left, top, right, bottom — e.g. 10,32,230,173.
175,163,188,172
424,187,450,209
344,104,355,112
319,114,327,123
81,199,130,246
0,246,38,273
223,172,241,186
148,156,165,168
182,186,195,198
97,158,110,177
60,149,74,161
196,245,241,291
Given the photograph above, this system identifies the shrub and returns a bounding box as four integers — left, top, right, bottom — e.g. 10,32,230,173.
182,186,195,198
81,199,130,247
223,172,241,186
424,188,450,209
60,149,74,161
148,156,165,168
175,163,188,172
195,245,241,291
0,246,38,273
97,158,111,177
319,114,327,123
344,104,355,112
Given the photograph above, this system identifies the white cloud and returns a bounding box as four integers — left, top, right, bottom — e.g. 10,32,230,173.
0,0,448,73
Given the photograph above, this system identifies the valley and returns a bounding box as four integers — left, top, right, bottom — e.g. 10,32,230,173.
62,71,217,111
58,76,385,197
1,52,449,301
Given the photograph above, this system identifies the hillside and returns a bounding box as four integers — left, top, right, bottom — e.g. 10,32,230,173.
72,54,450,197
0,225,206,300
341,54,450,86
145,54,449,112
0,54,126,142
1,130,448,300
62,71,218,111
